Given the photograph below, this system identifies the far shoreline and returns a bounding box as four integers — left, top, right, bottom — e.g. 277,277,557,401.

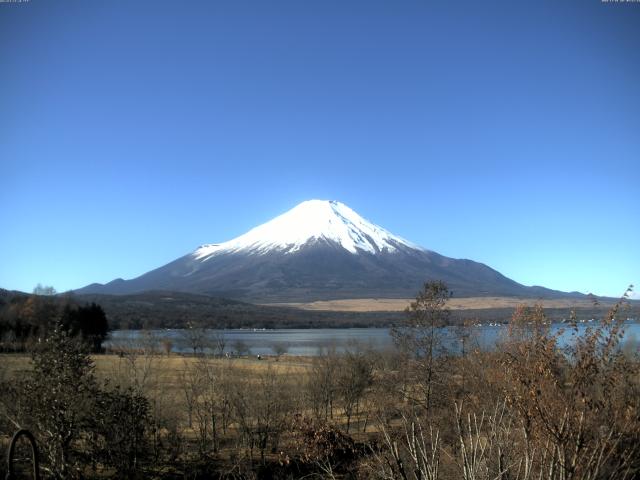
262,295,631,312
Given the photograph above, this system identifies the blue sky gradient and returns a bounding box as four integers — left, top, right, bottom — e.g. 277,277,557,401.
1,0,638,298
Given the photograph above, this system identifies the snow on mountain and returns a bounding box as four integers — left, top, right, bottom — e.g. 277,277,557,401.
74,199,579,302
193,200,420,260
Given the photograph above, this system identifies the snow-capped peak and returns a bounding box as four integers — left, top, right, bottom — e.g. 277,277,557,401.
193,200,420,260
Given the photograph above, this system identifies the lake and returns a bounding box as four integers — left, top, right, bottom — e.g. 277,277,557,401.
106,320,640,357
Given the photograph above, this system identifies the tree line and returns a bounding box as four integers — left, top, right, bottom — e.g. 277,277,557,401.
0,287,109,353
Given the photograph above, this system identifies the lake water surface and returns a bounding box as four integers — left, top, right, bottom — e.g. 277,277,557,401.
106,320,640,357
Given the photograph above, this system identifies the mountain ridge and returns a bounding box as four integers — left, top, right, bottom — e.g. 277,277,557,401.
75,200,584,302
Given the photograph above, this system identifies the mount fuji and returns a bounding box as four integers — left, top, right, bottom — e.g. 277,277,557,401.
76,200,573,302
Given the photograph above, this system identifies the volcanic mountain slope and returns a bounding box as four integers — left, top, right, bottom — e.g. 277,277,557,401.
76,200,577,302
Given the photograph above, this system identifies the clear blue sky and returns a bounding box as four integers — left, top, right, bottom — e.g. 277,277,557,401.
1,0,638,298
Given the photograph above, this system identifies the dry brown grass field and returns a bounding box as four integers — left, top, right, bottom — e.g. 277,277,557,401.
265,296,614,312
0,352,333,474
0,352,313,403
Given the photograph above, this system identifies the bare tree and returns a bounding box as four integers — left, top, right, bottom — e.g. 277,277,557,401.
179,360,199,429
161,338,173,356
181,322,207,356
229,365,295,463
307,345,339,422
391,280,450,412
370,412,440,480
211,331,226,356
271,342,289,359
233,339,250,356
337,346,374,433
109,330,162,394
189,357,223,455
